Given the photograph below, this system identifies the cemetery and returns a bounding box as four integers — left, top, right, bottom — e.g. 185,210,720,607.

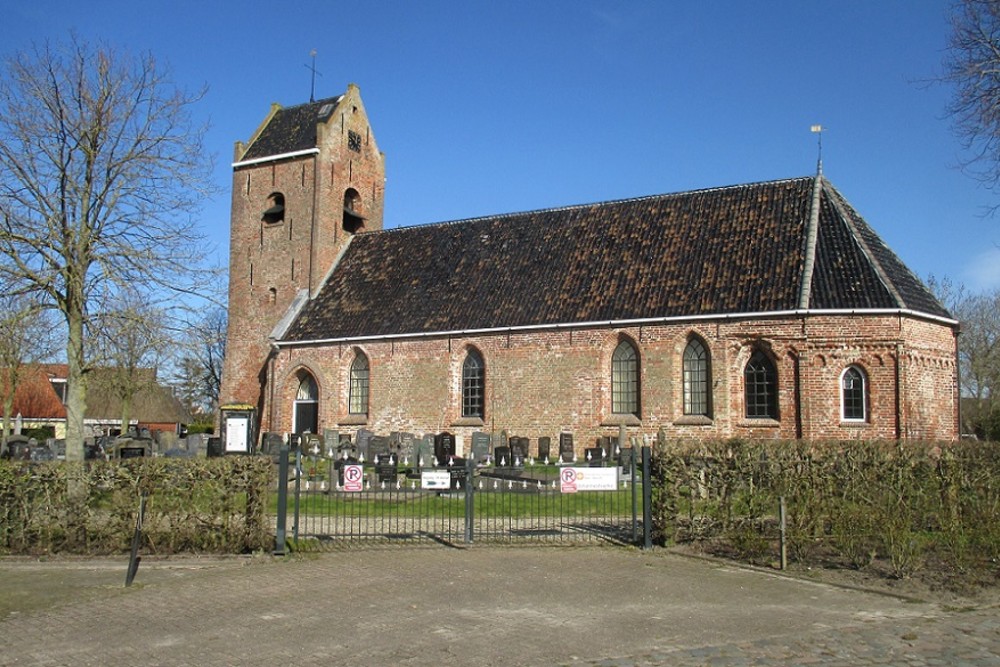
265,427,648,550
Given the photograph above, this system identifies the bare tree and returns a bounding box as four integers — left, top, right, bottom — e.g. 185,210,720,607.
173,308,227,418
89,289,171,435
928,275,1000,438
0,295,59,447
944,0,1000,199
0,37,213,460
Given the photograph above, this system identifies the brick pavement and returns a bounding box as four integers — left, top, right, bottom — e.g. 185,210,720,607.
0,548,997,667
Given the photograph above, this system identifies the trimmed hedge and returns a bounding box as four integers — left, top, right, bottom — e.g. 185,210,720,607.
650,439,1000,583
0,456,273,555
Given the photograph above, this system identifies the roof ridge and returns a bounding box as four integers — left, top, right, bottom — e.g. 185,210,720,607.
365,175,816,236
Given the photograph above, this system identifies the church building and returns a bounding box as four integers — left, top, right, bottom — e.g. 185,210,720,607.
219,84,960,454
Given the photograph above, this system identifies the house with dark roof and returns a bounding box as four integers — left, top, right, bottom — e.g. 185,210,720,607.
219,85,959,454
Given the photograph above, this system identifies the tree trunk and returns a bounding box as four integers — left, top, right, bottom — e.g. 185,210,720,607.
65,304,88,462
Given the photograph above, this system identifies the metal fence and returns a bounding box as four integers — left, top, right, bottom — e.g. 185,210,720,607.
273,447,652,551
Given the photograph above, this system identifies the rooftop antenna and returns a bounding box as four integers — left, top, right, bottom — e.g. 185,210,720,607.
305,49,322,102
810,125,825,175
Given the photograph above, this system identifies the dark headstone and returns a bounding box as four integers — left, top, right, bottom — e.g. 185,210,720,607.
619,447,635,474
376,459,397,484
370,435,391,462
559,433,574,462
509,437,528,466
537,436,551,462
471,432,492,464
416,435,434,468
585,447,605,467
397,432,416,463
207,437,223,458
494,445,511,467
434,431,455,466
262,432,284,461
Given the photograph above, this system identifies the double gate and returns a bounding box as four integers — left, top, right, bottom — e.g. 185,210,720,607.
273,447,652,551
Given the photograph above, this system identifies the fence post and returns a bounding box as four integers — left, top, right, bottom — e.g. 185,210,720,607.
779,496,787,571
293,447,302,542
630,448,638,545
464,455,475,544
125,492,147,587
642,446,653,549
274,445,289,556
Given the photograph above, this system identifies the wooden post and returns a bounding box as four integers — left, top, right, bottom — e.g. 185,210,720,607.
779,496,787,571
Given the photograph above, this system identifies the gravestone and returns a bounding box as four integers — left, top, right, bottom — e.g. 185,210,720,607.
370,436,391,462
597,436,611,459
559,433,574,462
619,447,636,475
585,447,605,467
355,429,374,462
417,435,435,468
509,437,528,467
376,458,397,484
397,432,416,463
302,432,323,455
323,429,339,454
262,432,284,462
434,432,455,466
537,436,551,462
494,445,511,467
471,432,492,464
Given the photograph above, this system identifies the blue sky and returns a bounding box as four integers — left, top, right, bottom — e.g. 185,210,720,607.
5,0,999,293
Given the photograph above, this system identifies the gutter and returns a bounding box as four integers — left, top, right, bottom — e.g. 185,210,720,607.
273,307,960,349
232,148,320,169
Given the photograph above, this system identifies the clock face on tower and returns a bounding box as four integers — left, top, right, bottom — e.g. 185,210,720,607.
348,130,362,153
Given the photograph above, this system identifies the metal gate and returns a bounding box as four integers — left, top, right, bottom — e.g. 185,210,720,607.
273,447,652,551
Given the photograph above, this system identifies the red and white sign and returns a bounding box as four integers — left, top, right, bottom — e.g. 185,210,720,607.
561,467,618,493
343,464,364,492
560,467,578,493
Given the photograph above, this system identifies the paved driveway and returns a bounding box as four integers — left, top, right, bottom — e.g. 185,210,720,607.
1,547,997,666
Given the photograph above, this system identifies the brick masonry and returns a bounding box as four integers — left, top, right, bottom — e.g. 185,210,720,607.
263,314,958,453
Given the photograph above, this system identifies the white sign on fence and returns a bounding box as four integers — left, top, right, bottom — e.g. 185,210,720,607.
343,464,364,492
421,470,451,490
560,467,618,493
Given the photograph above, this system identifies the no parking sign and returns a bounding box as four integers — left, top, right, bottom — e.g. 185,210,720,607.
561,467,578,493
343,464,364,492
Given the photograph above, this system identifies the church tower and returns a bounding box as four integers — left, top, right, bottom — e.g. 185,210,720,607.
219,84,385,436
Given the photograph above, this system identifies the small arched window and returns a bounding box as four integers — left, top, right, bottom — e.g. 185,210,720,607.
349,352,370,416
744,350,778,419
343,188,364,234
462,350,485,419
683,336,711,417
612,339,639,416
263,192,285,224
293,372,319,435
841,366,867,422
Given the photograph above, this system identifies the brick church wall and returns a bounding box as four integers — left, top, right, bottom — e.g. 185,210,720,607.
264,313,958,455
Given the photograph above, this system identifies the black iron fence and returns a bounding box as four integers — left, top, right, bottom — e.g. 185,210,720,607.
273,446,652,551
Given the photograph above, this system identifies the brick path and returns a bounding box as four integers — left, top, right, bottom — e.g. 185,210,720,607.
1,548,997,666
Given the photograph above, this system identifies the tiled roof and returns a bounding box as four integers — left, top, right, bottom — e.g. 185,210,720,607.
239,96,342,162
283,176,952,342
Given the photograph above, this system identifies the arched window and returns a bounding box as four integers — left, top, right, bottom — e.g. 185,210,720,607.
263,192,285,224
683,336,711,416
343,188,363,234
841,366,867,422
349,352,370,416
293,372,319,435
462,350,485,419
744,350,778,419
612,339,639,416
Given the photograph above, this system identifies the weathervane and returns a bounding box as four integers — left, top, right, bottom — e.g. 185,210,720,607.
810,124,825,174
305,49,322,102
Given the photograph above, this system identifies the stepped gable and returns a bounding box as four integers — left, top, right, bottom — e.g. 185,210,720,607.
283,176,950,342
238,96,342,162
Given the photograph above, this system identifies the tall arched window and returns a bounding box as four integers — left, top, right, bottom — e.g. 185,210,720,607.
683,336,711,416
841,366,868,422
349,352,370,416
293,372,319,435
612,339,639,416
343,188,363,234
462,350,485,419
744,350,778,419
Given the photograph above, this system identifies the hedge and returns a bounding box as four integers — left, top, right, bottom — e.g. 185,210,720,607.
0,456,273,555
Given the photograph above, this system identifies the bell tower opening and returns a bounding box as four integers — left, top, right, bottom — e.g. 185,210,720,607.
343,188,364,234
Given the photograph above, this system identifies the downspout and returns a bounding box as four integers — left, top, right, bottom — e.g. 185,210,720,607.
954,325,962,438
267,341,279,435
308,152,319,292
895,343,904,440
